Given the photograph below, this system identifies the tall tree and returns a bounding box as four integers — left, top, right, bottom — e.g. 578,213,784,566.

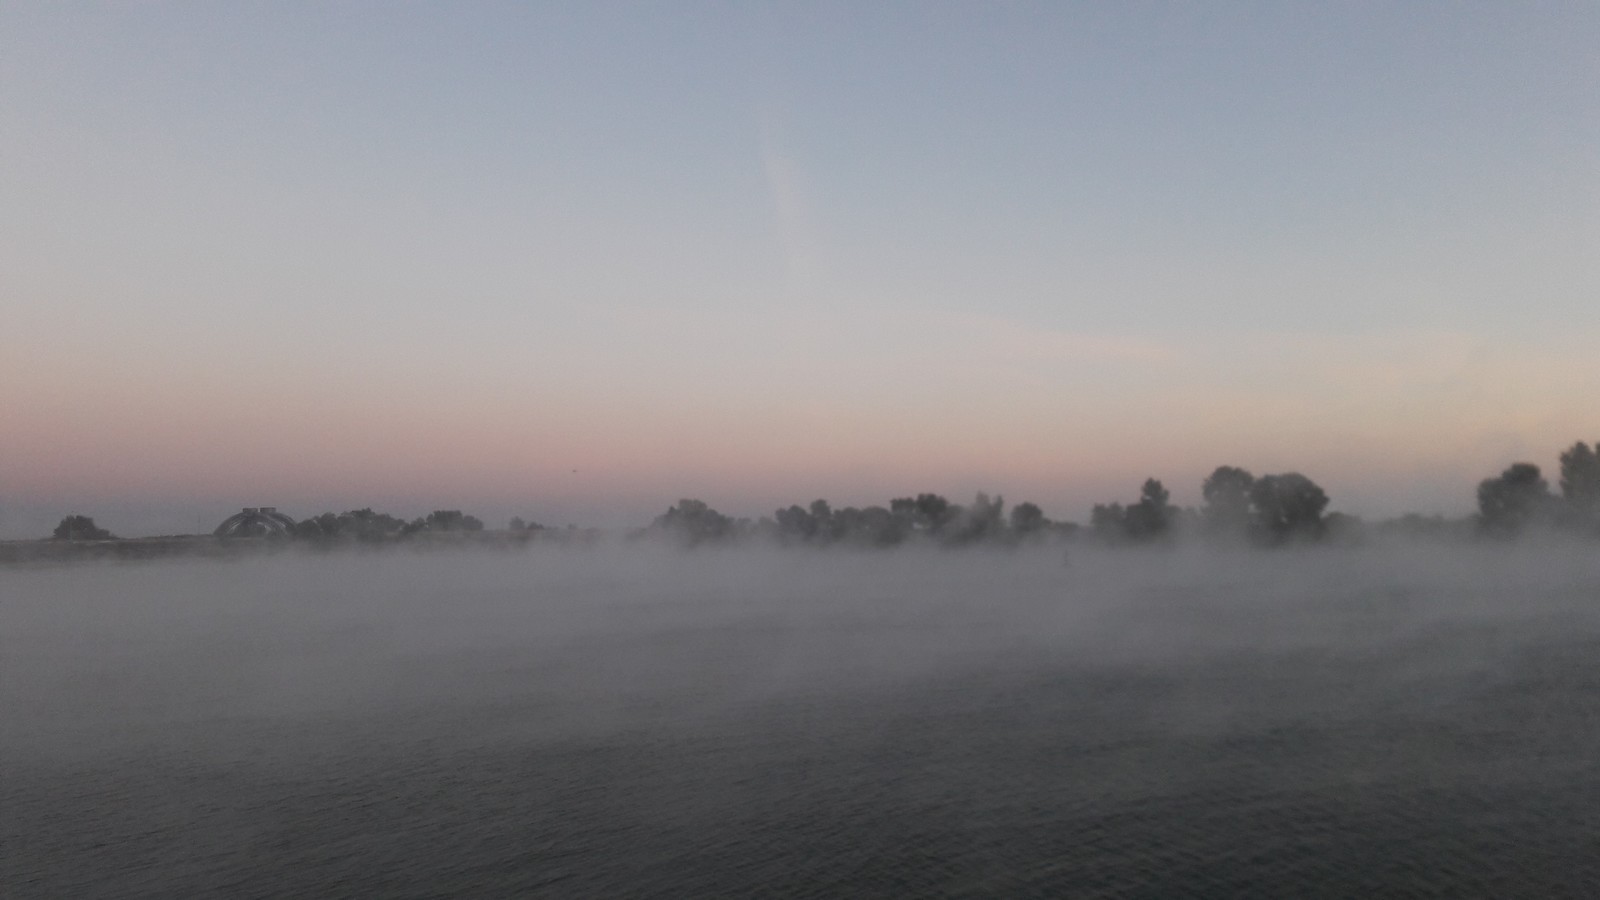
1124,478,1176,540
808,499,835,540
1201,466,1256,537
1558,441,1600,530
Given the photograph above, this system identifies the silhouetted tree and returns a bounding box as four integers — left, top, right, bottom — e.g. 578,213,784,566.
808,499,834,537
1090,479,1176,543
343,508,407,539
770,499,912,546
775,504,818,541
51,515,113,541
1124,479,1176,541
419,510,485,532
888,497,918,534
291,508,411,541
911,493,953,533
948,492,1004,543
1010,501,1047,536
292,512,344,539
652,498,733,545
832,505,908,546
1249,473,1329,542
1558,441,1600,531
1090,502,1126,541
1201,466,1256,537
1477,462,1554,536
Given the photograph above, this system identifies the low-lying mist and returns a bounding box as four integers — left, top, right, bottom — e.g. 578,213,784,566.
6,542,1600,896
7,542,1597,748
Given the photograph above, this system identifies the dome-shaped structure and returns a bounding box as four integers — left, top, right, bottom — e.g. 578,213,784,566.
214,507,297,537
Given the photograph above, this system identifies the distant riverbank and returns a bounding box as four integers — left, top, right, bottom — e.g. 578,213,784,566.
0,531,563,567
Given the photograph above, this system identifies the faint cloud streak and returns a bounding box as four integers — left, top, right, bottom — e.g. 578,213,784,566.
758,108,821,289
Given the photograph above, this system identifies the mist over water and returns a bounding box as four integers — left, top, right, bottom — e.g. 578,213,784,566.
6,543,1600,897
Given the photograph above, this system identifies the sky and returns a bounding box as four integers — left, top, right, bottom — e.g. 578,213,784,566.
2,2,1598,537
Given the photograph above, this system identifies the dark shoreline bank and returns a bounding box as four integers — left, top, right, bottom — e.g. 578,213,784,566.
0,532,561,567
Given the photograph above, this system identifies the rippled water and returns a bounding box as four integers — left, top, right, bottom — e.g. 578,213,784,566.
5,544,1600,897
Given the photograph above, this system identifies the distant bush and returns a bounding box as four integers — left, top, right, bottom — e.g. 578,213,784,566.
52,515,114,541
1477,463,1554,537
650,499,735,545
1091,479,1179,544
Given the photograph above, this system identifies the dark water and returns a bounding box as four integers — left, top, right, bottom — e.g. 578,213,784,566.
5,545,1600,897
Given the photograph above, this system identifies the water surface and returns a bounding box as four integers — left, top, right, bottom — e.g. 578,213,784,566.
5,544,1600,897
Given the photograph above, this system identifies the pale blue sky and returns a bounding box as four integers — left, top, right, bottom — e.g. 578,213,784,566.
2,3,1597,536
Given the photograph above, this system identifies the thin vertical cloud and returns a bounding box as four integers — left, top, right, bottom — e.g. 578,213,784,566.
758,108,823,291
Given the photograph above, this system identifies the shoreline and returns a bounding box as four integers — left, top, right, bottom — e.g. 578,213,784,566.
0,531,562,566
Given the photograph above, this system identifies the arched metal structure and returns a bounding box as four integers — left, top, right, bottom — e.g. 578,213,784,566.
214,507,297,537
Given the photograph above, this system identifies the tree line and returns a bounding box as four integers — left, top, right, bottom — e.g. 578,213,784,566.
645,492,1051,548
644,439,1600,547
1086,469,1341,545
1476,441,1600,537
42,439,1600,546
288,508,489,541
644,471,1335,549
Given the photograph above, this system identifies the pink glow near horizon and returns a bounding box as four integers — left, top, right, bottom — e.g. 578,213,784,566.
5,315,1597,529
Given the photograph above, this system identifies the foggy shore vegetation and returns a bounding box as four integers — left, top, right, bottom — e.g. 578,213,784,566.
12,439,1600,563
